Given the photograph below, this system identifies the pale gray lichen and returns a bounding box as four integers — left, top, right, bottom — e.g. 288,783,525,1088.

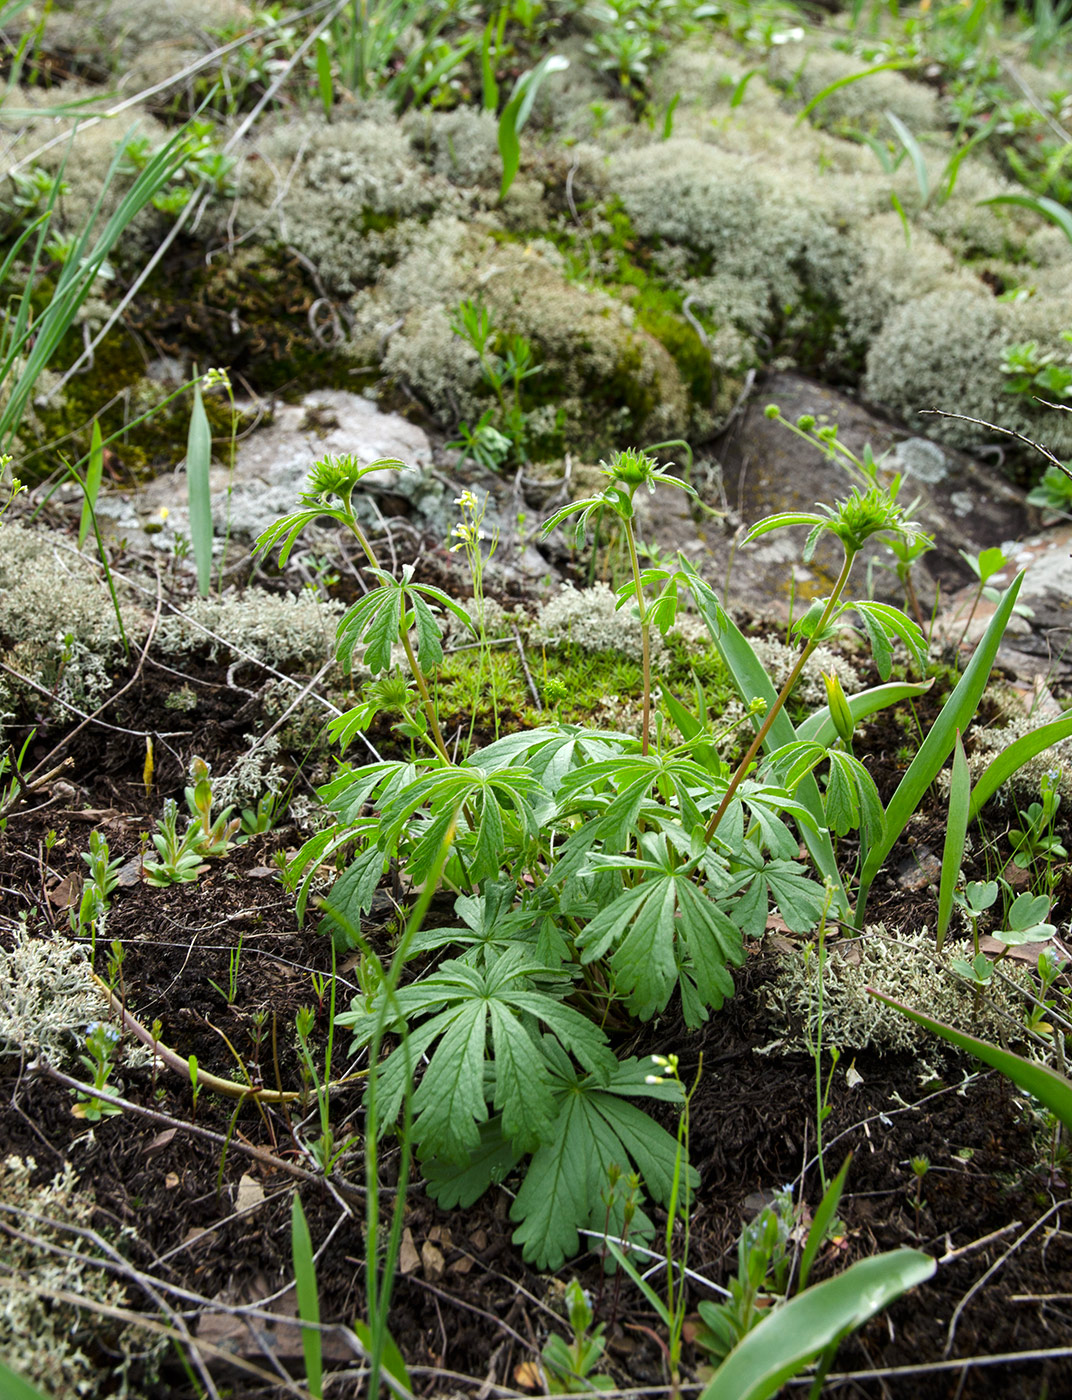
157,587,343,670
529,582,663,664
243,112,449,297
609,138,861,357
0,1153,162,1399
863,285,1072,460
211,734,286,810
761,926,1032,1054
770,47,943,134
0,929,112,1061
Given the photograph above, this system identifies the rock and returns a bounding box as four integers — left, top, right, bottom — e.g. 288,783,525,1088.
114,390,441,548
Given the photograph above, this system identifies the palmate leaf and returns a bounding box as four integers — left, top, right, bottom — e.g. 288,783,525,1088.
511,1046,696,1270
424,1054,690,1270
339,947,616,1163
850,599,928,678
577,840,744,1025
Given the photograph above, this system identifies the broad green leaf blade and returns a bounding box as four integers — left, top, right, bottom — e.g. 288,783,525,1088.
78,417,103,549
686,567,849,916
796,680,931,744
410,1002,489,1162
291,1194,323,1400
702,1250,934,1400
798,1154,852,1292
968,711,1072,821
855,571,1025,926
422,1117,523,1208
186,380,214,598
868,990,1072,1132
936,732,969,951
488,1002,555,1153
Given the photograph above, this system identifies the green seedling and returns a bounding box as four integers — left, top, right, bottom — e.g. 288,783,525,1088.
542,1280,614,1393
72,1021,122,1122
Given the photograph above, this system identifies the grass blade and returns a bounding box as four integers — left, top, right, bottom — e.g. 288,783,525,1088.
186,379,214,598
855,571,1024,926
868,990,1072,1131
78,418,103,549
936,731,969,952
702,1249,934,1400
291,1193,323,1400
982,192,1072,247
885,110,929,203
796,61,911,125
0,1359,52,1400
797,1154,851,1292
967,711,1072,821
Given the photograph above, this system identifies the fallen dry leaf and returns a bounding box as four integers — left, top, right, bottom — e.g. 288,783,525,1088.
514,1361,542,1390
399,1228,420,1275
235,1173,265,1212
421,1240,445,1281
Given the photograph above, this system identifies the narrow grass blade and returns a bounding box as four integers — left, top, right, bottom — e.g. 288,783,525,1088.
291,1193,323,1400
481,15,499,112
78,418,103,549
796,680,931,745
939,115,997,205
982,193,1072,247
315,35,333,119
730,68,761,108
885,110,930,203
702,1249,934,1400
868,990,1072,1131
936,731,970,953
796,61,911,124
186,379,214,598
855,572,1024,926
967,711,1072,821
797,1154,851,1292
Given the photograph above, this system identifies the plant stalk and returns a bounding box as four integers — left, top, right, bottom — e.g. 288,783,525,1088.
622,513,652,755
705,551,856,842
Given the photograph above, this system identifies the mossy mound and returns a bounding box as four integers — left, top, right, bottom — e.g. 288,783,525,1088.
864,284,1072,462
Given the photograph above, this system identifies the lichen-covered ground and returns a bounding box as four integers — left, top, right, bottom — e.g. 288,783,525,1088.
5,1,1072,1396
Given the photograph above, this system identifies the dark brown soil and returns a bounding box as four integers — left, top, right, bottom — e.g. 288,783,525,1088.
3,639,1072,1400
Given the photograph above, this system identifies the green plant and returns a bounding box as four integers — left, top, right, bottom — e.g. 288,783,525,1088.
0,121,197,455
71,1021,122,1122
909,1154,930,1240
291,1193,323,1400
542,1280,614,1393
186,378,214,599
188,1054,201,1117
699,1246,934,1400
208,935,244,1006
1001,335,1072,402
327,0,476,112
598,1051,701,1391
295,970,359,1175
1009,769,1067,878
498,52,569,200
449,300,545,468
1027,463,1072,514
70,830,122,957
143,799,206,887
952,889,1058,991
